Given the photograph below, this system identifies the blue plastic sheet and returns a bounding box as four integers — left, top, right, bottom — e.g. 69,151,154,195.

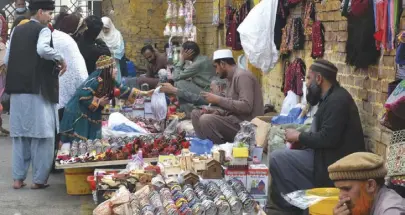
190,138,214,155
271,107,307,125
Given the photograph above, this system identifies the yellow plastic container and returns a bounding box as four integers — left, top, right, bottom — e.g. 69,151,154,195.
233,147,249,158
307,188,339,215
64,168,94,195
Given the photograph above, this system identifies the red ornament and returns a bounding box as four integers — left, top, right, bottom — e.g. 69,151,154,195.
181,141,190,149
113,88,120,97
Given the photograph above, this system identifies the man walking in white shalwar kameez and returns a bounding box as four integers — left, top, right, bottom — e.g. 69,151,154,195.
4,0,66,189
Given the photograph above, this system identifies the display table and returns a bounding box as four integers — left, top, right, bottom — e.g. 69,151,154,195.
55,151,159,195
55,150,158,170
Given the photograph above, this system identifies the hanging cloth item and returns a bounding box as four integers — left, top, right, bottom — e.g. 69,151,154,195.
346,0,380,68
280,20,291,56
303,1,315,36
311,21,325,59
225,6,235,47
351,0,369,17
292,18,305,50
226,1,251,50
288,0,303,7
274,0,290,50
283,58,306,96
281,59,290,93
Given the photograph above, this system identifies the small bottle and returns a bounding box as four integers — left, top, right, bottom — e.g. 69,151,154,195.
253,156,260,164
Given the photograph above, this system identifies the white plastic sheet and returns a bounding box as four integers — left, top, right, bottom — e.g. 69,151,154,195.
151,86,168,121
237,0,279,73
280,91,299,116
107,112,149,134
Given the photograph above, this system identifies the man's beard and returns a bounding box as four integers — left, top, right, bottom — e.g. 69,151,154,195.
219,71,227,79
306,82,322,106
351,187,374,215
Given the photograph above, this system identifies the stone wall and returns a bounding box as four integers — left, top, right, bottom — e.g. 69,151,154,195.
262,1,401,157
102,0,220,68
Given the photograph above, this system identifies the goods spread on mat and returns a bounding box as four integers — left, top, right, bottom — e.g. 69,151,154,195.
93,174,263,215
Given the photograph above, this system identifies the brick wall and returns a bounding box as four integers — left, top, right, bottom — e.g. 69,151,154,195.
102,0,219,68
262,1,400,157
104,0,398,156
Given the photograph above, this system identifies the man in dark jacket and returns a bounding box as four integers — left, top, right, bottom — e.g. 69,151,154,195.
77,15,111,74
268,59,365,213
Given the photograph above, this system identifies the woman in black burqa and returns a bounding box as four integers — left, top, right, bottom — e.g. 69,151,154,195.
76,15,111,74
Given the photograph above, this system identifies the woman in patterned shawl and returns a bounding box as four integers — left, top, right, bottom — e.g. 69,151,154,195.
60,55,152,142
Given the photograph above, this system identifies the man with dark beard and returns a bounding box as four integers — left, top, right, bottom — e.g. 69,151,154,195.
330,152,405,215
191,49,263,144
268,59,365,214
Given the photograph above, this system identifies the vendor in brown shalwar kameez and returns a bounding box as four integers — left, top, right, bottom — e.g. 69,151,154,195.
191,49,264,144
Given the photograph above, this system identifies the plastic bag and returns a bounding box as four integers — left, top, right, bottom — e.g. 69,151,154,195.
280,91,299,116
234,121,257,156
271,107,304,125
151,86,168,121
237,0,279,72
190,138,214,155
108,112,150,134
164,116,179,135
385,80,405,119
281,190,329,210
163,23,171,36
165,1,173,20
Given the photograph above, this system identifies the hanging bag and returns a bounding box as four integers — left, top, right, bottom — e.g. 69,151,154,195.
237,0,279,72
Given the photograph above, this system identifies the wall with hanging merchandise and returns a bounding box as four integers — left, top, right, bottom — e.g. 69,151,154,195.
102,0,221,68
262,0,404,157
223,0,263,84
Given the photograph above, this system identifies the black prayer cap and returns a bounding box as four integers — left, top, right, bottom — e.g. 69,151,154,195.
28,0,55,11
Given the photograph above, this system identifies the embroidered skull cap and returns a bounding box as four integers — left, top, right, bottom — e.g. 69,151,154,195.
96,55,115,70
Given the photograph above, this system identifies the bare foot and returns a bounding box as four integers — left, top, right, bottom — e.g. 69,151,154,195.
0,127,9,135
13,180,26,189
31,183,50,189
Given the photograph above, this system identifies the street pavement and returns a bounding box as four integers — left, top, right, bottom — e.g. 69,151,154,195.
0,114,94,215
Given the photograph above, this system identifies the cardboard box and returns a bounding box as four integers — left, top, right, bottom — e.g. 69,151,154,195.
247,164,269,199
225,168,247,187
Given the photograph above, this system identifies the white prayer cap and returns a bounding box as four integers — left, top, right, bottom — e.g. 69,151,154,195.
213,49,233,61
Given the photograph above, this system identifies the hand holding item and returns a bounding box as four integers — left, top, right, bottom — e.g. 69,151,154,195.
200,92,221,104
333,197,351,215
285,128,300,143
99,96,110,106
142,89,154,97
159,83,178,94
58,60,67,76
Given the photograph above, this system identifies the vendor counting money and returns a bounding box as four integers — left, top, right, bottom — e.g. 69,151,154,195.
329,152,405,215
191,49,263,144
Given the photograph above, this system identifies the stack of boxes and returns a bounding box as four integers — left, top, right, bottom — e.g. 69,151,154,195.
225,146,269,206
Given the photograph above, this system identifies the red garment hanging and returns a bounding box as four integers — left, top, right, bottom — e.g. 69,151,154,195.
283,58,306,96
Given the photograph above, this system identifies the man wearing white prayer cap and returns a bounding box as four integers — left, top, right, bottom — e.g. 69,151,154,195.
191,49,264,144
